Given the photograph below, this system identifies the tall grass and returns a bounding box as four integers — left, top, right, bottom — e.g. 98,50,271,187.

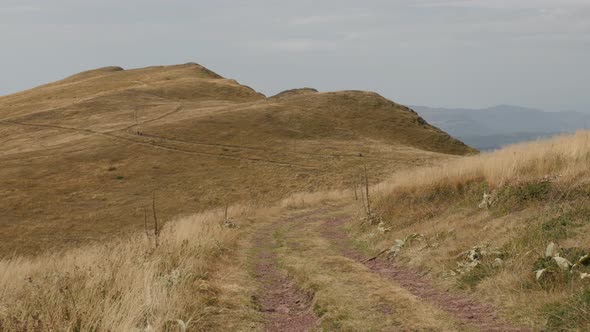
279,189,348,210
356,131,590,331
376,131,590,197
5,132,590,331
0,184,352,332
0,206,251,331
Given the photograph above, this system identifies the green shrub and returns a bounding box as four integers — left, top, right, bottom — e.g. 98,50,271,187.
532,247,590,290
458,265,496,289
495,181,552,213
541,208,590,240
541,215,575,240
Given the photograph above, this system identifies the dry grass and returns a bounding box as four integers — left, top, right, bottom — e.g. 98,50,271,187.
0,63,469,257
353,131,590,331
376,130,590,196
279,189,349,210
269,206,463,331
0,190,381,331
0,62,480,330
0,205,255,331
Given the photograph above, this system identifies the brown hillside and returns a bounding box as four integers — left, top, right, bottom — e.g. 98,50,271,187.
0,63,474,256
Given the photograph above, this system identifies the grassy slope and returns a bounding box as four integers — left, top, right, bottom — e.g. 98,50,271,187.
4,65,590,332
353,132,590,331
0,204,262,332
0,63,473,256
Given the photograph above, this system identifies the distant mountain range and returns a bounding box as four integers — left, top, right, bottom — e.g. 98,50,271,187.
413,105,590,150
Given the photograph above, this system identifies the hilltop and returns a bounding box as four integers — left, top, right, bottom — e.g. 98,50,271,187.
0,63,473,255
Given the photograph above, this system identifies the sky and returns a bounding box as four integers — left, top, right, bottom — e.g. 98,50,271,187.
0,0,589,111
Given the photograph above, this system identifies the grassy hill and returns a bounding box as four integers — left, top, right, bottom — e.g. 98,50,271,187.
353,131,590,331
0,63,474,256
3,131,589,331
2,64,588,331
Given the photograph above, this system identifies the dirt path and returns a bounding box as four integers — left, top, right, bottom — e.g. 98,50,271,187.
246,205,531,331
0,120,319,169
320,216,530,332
250,207,464,331
117,104,184,131
251,216,318,332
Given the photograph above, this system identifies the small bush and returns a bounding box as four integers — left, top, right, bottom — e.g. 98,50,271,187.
458,265,496,289
533,247,590,290
541,207,590,240
542,215,575,240
495,181,552,213
518,182,552,200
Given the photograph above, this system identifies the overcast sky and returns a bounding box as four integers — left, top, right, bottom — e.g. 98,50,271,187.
1,0,589,111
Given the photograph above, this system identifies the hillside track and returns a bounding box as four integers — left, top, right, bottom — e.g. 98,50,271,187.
118,104,184,131
248,205,530,331
320,216,530,332
0,119,320,170
250,210,325,332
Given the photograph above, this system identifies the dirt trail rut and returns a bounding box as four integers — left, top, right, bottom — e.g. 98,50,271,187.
252,216,318,332
321,216,530,332
248,206,530,331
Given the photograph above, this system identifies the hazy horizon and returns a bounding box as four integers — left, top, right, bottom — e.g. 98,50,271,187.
410,104,590,113
1,0,589,112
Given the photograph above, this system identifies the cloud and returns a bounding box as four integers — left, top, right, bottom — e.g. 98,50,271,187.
412,0,590,9
405,0,590,46
0,0,588,111
0,5,41,13
266,39,329,52
289,12,371,26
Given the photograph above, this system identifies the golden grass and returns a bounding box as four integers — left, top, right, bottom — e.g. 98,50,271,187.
375,130,590,196
0,63,468,257
352,131,590,331
0,62,481,330
279,189,349,210
0,206,254,331
10,130,590,330
0,190,357,331
272,206,464,331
